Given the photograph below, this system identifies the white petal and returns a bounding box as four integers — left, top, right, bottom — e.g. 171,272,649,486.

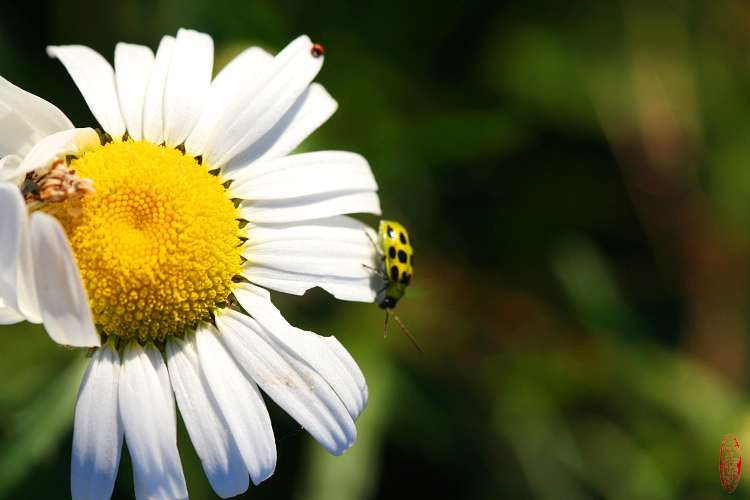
0,101,44,159
241,216,379,302
133,468,148,500
0,155,22,183
239,190,381,224
215,309,357,455
319,335,368,411
221,83,337,179
63,127,102,155
0,297,24,324
166,335,249,498
0,183,40,322
30,212,99,347
114,43,154,141
195,322,276,485
119,342,187,500
0,184,25,314
14,128,99,179
0,75,74,136
243,264,378,302
233,283,367,420
203,35,324,168
230,151,377,200
162,29,213,148
144,343,175,428
142,36,175,145
71,340,123,500
14,214,41,323
47,45,126,139
185,46,273,156
0,75,75,159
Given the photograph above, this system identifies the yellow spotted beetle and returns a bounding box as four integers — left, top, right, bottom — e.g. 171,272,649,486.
365,220,423,353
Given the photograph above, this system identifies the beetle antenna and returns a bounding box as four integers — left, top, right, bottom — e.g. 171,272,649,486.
390,310,424,354
384,310,389,337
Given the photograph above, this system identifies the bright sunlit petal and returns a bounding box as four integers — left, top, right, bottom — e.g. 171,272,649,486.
221,83,337,179
203,35,323,168
185,46,272,156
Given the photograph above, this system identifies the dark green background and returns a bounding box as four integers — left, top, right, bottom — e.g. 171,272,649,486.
1,0,749,498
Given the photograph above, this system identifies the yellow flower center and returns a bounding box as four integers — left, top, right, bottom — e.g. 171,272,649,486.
53,140,242,341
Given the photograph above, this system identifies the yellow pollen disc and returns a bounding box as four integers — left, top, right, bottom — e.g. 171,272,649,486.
53,140,242,341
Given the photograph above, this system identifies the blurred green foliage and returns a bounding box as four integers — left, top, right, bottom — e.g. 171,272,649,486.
3,0,750,498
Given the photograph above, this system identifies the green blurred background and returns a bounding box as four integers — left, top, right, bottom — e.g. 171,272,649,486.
2,0,750,498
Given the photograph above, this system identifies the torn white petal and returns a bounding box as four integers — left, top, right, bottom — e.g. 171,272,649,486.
243,263,378,302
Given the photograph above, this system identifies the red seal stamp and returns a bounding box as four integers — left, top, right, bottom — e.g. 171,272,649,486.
720,434,742,493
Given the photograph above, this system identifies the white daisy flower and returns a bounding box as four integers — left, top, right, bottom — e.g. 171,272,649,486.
0,29,379,499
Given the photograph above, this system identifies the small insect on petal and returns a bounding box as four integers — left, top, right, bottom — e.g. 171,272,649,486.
310,44,325,58
364,220,422,353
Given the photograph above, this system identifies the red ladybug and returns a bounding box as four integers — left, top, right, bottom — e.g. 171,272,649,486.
310,44,324,58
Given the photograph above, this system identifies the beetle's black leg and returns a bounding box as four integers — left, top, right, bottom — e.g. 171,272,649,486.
362,263,389,280
364,230,386,259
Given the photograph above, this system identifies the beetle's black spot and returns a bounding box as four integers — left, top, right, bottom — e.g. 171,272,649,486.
388,246,396,259
399,232,407,244
401,273,411,285
398,250,407,264
390,265,399,281
387,226,396,239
